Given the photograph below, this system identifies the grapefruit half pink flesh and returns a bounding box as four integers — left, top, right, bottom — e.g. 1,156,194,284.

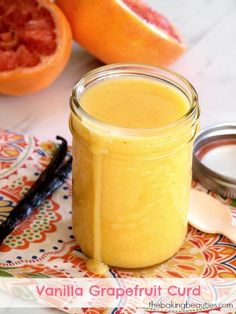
0,0,57,71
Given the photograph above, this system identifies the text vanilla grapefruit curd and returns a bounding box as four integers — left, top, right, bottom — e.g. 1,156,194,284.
70,65,199,274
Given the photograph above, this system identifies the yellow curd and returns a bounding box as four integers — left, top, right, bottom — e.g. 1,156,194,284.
70,64,199,273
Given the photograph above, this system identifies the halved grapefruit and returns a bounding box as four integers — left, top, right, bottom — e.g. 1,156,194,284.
56,0,185,66
0,0,72,96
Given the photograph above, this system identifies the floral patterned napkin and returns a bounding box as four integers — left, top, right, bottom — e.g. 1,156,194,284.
0,128,235,314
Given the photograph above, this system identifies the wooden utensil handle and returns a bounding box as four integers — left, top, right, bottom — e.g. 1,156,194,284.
223,225,236,244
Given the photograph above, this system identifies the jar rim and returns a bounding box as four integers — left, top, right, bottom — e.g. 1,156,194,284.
70,63,200,137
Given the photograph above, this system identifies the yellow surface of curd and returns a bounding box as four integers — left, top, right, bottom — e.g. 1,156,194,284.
70,65,199,273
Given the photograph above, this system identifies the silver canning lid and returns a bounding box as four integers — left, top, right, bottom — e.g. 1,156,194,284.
193,123,236,199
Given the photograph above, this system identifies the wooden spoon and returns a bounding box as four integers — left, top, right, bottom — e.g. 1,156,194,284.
189,189,236,244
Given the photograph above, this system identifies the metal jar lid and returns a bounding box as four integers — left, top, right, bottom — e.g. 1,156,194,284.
193,123,236,199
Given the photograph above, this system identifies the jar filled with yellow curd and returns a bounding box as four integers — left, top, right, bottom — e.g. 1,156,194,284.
69,64,200,273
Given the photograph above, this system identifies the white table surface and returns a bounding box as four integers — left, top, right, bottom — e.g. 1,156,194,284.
0,0,236,313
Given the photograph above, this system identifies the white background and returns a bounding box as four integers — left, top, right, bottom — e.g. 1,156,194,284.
0,0,236,143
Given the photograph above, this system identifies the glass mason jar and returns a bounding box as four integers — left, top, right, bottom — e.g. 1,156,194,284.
70,64,200,270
